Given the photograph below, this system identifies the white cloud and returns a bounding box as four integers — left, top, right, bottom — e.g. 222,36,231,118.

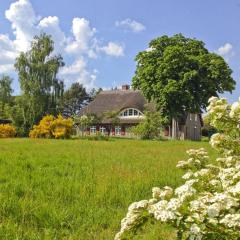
100,42,124,57
59,58,97,91
38,16,66,51
216,43,234,60
5,0,37,52
0,0,125,91
0,34,17,64
65,18,96,57
0,64,15,73
116,18,146,33
60,58,87,75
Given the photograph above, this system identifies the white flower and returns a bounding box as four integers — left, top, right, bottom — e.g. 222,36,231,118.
152,187,161,199
115,97,240,240
182,171,193,180
190,223,201,235
220,214,240,228
207,203,221,218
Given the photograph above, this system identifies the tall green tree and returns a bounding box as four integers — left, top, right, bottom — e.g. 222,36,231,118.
88,88,103,101
62,83,89,117
0,75,13,118
14,33,64,134
132,34,235,122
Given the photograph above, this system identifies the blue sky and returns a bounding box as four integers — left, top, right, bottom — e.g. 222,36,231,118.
0,0,239,102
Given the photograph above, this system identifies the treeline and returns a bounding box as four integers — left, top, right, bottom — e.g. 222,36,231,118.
0,33,101,136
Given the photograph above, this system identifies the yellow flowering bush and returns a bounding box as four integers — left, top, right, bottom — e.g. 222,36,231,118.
51,115,73,139
29,115,73,139
0,124,16,138
29,115,55,138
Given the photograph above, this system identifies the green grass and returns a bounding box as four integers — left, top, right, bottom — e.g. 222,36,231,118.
0,138,217,240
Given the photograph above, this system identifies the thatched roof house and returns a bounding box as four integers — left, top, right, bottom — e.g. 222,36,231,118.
79,85,202,140
80,85,150,124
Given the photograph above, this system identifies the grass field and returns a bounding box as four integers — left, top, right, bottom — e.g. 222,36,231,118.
0,138,217,240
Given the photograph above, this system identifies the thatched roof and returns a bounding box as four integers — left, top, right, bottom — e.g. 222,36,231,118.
79,89,148,117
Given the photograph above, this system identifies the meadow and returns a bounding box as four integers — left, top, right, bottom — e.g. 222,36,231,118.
0,138,217,240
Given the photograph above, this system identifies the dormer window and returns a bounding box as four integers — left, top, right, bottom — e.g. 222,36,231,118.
119,108,144,118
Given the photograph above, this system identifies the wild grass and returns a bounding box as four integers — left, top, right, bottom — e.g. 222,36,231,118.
0,138,217,239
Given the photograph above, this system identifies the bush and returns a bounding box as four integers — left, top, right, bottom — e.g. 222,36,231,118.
29,115,55,138
86,134,109,141
51,115,73,139
0,124,16,138
131,111,163,139
115,97,240,240
29,115,73,139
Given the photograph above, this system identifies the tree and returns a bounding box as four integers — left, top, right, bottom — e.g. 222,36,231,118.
14,33,64,135
73,114,100,136
0,75,13,118
88,88,103,101
131,111,163,139
132,34,235,122
104,110,120,129
202,114,217,138
62,83,89,117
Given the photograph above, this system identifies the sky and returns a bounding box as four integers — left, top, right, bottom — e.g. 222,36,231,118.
0,0,239,102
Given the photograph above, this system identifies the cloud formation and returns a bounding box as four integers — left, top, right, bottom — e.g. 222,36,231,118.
216,43,234,60
100,42,124,57
116,18,146,33
0,0,124,90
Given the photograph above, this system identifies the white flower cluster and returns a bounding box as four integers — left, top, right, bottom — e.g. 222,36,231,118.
114,200,149,240
115,97,240,240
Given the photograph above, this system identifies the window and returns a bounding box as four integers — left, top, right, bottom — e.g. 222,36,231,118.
119,108,144,118
115,126,121,135
189,113,192,121
90,126,96,134
100,126,105,134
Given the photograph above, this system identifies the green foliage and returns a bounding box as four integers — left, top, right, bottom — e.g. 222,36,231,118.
85,133,110,141
62,83,89,117
0,75,13,119
201,115,217,138
132,34,235,121
0,139,215,239
0,75,13,105
74,114,101,136
104,110,120,127
8,96,30,136
88,87,103,101
14,33,64,135
131,111,163,139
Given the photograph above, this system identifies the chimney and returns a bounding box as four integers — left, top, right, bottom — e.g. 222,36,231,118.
122,84,130,90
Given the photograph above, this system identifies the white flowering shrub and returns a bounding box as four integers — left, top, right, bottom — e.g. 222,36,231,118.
115,97,240,240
